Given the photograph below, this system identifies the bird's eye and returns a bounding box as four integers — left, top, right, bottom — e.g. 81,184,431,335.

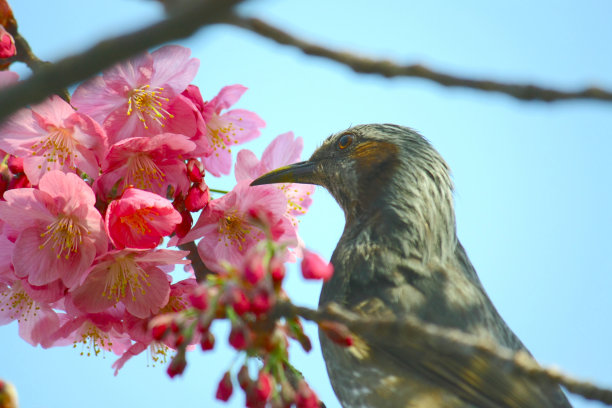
337,134,354,150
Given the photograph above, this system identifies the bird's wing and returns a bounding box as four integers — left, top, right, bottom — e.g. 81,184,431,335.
338,246,571,408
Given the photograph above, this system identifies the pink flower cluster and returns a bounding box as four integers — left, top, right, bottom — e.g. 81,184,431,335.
0,44,321,389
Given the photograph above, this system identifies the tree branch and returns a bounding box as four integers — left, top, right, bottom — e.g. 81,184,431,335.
0,0,246,123
227,16,612,104
274,301,612,406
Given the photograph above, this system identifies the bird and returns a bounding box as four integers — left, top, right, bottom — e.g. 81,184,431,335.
251,124,571,408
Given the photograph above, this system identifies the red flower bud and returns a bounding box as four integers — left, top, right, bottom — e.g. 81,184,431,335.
188,285,208,310
223,286,250,316
250,288,274,316
0,25,15,59
237,365,251,391
243,252,265,285
229,324,251,350
295,381,320,408
254,371,273,402
174,210,192,238
200,331,215,351
186,158,204,183
301,249,333,281
8,173,30,190
215,372,233,402
151,323,168,341
319,321,354,347
166,351,187,379
6,156,23,174
269,257,286,283
185,182,210,212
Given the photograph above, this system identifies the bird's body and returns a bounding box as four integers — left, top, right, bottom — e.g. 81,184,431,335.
252,124,570,408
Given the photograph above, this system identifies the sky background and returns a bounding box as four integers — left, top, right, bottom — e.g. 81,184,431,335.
2,1,612,407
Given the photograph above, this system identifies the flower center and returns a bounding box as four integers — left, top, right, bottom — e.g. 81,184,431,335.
31,125,77,171
124,153,166,192
119,207,157,236
206,115,245,157
0,283,37,322
73,323,113,357
126,85,173,129
218,212,252,251
102,255,150,302
39,215,83,259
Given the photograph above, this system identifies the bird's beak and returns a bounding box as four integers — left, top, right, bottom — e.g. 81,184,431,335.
250,160,320,186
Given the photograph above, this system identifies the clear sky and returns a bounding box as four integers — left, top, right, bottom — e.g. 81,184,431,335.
2,1,612,407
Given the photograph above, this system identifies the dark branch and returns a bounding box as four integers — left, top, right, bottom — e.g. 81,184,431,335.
227,16,612,104
0,0,246,123
274,301,612,406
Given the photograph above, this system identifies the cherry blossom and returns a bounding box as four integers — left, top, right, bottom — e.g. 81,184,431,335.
72,45,200,144
0,171,107,288
236,131,315,222
105,188,182,250
0,95,107,184
179,181,296,272
94,133,195,199
71,249,189,319
182,84,265,176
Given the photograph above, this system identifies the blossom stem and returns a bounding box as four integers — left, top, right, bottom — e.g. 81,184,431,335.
209,188,229,194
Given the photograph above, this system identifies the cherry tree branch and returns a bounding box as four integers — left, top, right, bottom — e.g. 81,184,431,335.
273,301,612,406
0,0,246,123
227,16,612,104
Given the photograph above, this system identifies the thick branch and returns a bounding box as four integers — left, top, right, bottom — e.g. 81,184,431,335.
0,0,246,123
275,301,612,406
228,16,612,104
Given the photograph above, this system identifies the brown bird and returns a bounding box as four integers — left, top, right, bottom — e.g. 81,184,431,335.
251,124,570,408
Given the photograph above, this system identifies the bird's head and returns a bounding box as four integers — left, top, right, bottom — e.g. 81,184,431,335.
252,124,456,258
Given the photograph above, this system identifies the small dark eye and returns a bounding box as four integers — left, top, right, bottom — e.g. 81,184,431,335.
337,134,354,150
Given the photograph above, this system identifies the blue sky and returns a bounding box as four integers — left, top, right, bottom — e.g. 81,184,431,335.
2,1,612,407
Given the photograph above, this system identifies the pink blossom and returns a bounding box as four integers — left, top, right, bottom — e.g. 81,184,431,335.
182,84,265,176
0,25,15,59
179,181,295,272
49,306,131,355
236,131,315,221
301,249,333,281
71,45,200,144
95,133,195,198
112,278,198,374
0,171,107,288
0,279,60,346
105,188,182,250
71,249,189,319
0,95,107,184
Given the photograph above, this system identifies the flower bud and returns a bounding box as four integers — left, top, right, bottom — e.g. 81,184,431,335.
295,381,319,408
319,320,354,347
200,331,215,351
254,371,273,402
188,285,208,311
243,252,265,285
250,288,274,316
6,156,23,174
229,324,251,350
186,158,204,183
166,350,187,378
151,323,168,341
301,249,333,281
174,210,192,238
0,25,15,59
237,365,252,391
185,182,209,212
215,371,233,402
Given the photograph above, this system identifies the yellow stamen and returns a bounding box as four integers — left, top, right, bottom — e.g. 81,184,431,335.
126,85,173,129
39,215,83,259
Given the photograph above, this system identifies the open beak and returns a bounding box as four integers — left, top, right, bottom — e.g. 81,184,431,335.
250,160,319,186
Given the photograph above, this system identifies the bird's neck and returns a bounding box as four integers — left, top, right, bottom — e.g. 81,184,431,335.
343,168,457,264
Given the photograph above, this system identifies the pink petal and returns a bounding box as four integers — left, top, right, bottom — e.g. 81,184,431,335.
150,45,199,97
123,266,170,318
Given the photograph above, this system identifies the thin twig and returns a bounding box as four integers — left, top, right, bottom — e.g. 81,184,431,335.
227,16,612,104
274,301,612,406
0,0,246,123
